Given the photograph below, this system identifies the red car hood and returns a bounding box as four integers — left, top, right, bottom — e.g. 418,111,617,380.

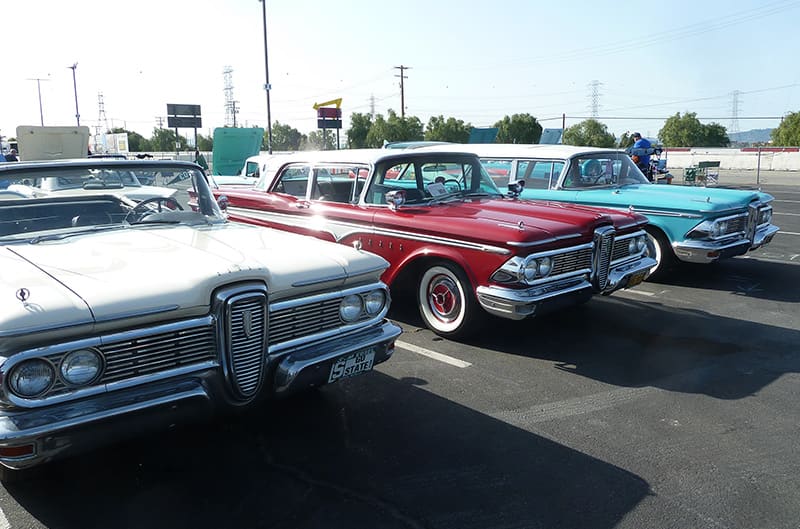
382,196,646,245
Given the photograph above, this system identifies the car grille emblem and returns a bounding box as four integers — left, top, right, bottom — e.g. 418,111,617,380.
242,309,253,338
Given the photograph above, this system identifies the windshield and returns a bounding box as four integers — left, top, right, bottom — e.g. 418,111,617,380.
561,152,650,189
366,156,502,205
0,162,225,241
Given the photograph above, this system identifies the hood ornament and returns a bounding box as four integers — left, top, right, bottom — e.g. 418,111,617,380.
16,288,31,303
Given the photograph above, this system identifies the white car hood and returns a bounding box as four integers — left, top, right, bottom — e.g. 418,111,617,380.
1,223,387,334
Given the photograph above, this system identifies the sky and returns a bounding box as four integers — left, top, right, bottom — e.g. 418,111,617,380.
2,0,800,145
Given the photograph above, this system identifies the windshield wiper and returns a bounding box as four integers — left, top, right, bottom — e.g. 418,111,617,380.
26,225,126,244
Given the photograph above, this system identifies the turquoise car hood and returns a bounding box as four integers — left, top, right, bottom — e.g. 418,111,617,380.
524,184,772,214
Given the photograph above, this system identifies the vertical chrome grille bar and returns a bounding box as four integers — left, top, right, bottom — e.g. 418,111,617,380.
593,227,615,291
217,285,269,401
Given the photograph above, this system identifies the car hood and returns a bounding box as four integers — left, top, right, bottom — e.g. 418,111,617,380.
391,196,645,244
1,223,387,335
526,185,771,214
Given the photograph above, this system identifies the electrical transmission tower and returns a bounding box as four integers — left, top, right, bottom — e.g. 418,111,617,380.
223,66,239,127
95,92,109,153
394,65,410,118
370,94,376,118
588,80,603,118
730,90,741,135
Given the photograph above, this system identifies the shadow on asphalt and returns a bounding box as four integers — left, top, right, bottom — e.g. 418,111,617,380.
390,286,799,401
652,257,800,303
5,371,650,529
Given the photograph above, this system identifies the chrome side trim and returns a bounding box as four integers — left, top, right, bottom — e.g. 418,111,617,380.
227,206,512,256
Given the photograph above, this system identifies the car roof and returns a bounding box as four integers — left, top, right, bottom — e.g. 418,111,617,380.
265,148,483,166
413,143,623,159
0,158,202,173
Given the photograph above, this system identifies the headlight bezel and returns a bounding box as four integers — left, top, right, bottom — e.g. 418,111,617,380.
339,293,365,322
8,359,56,398
59,348,104,387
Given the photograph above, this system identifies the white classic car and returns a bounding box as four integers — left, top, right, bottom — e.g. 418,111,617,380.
0,158,401,482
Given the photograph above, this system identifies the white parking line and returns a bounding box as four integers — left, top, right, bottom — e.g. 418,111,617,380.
0,505,9,529
776,231,800,236
396,341,472,368
773,212,800,217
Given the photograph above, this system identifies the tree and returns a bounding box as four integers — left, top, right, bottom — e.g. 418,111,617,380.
365,109,424,147
493,114,542,144
196,133,213,152
150,128,189,152
617,131,636,149
562,119,616,147
771,111,800,146
347,112,373,148
271,121,304,151
658,112,729,147
424,115,472,143
302,130,336,150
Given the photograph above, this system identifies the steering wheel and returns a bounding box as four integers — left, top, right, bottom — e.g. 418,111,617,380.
441,178,465,192
125,196,183,223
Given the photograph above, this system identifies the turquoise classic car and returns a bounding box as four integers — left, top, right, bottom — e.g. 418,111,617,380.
417,144,779,277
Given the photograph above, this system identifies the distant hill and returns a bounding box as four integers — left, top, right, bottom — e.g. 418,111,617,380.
728,128,772,144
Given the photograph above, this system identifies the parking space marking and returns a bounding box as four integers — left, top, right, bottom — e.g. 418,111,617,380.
396,341,472,368
776,231,800,236
773,212,800,216
492,386,658,426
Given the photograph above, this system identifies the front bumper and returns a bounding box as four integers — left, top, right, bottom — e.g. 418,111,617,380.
674,223,780,264
599,256,657,295
476,278,594,321
0,319,401,471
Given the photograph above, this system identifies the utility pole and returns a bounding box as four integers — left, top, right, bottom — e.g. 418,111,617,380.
259,0,273,154
68,63,80,126
394,65,410,118
27,77,49,126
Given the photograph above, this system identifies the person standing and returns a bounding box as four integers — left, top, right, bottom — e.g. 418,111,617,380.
194,149,209,173
3,149,18,162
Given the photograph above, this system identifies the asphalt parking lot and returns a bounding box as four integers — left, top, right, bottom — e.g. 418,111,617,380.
0,181,797,529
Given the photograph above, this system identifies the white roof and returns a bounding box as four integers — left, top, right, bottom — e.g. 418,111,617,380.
259,148,486,166
414,143,622,160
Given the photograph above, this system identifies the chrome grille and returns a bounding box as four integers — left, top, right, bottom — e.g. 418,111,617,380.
226,292,267,398
611,240,631,262
594,228,615,290
45,325,217,396
723,215,747,235
271,298,345,343
551,247,592,276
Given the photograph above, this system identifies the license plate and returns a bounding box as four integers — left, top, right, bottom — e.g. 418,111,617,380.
328,348,375,383
627,270,647,288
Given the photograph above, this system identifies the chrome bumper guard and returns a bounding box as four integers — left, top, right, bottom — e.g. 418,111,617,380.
476,278,593,321
600,256,658,295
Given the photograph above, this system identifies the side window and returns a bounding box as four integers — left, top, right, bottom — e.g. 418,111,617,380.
244,161,260,178
520,161,563,190
312,165,363,203
483,159,512,187
272,165,310,197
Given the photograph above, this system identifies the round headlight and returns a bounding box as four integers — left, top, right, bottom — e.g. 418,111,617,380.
340,294,364,322
60,348,103,386
628,238,638,254
537,256,553,277
637,235,647,252
364,290,386,315
9,359,54,397
523,260,538,282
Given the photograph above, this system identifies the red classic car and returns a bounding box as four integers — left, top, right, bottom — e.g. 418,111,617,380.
211,149,656,338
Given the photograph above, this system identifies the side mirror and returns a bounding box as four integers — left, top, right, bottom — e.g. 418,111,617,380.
217,195,229,211
507,179,525,198
385,190,406,210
